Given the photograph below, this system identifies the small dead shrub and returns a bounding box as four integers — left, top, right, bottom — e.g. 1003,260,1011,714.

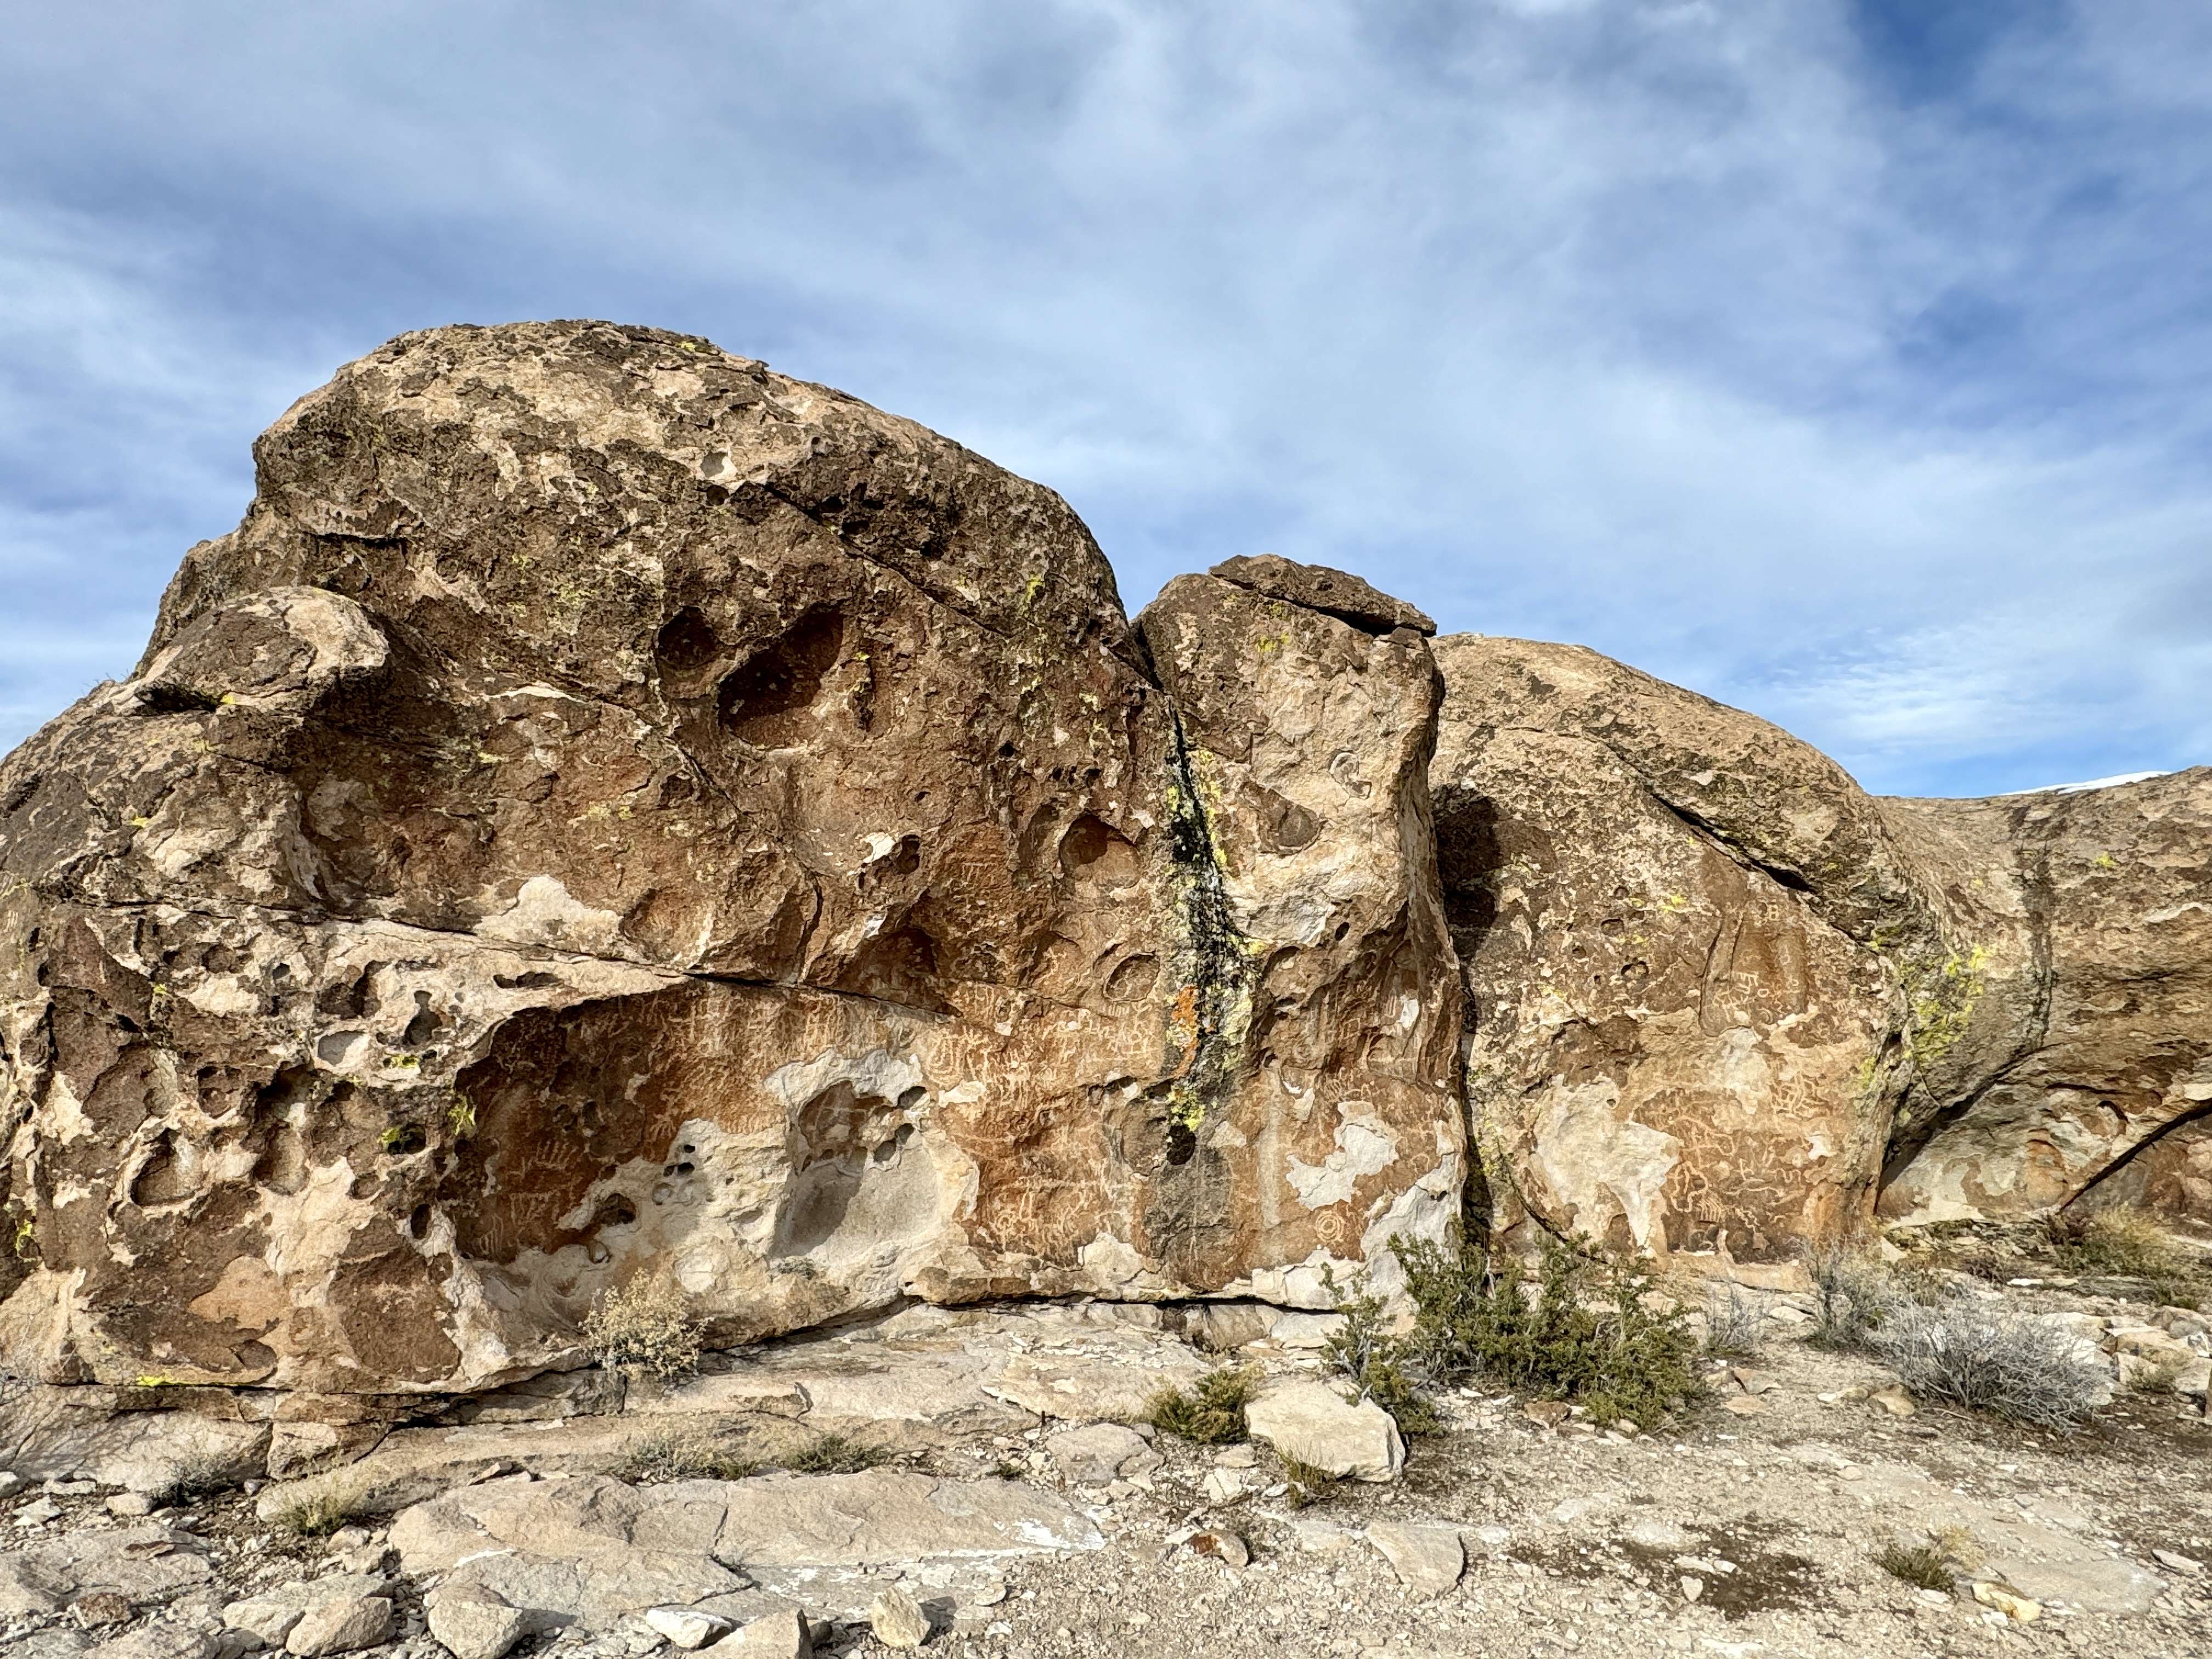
1866,1300,2108,1431
582,1277,703,1381
619,1429,760,1483
1805,1244,1899,1350
1702,1283,1769,1358
786,1432,889,1474
150,1451,241,1508
1875,1541,1954,1591
1148,1367,1256,1445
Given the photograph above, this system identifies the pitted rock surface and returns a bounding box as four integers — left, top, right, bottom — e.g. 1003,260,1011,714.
1877,770,2212,1224
0,320,1464,1395
1430,635,2212,1250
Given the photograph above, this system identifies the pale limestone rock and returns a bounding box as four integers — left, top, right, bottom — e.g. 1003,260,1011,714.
282,1596,390,1658
1243,1379,1402,1482
1366,1522,1464,1596
865,1586,931,1650
714,1610,811,1659
1042,1423,1159,1487
644,1607,733,1649
425,1584,532,1659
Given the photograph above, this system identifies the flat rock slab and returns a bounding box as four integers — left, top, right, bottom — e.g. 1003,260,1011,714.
1366,1523,1464,1597
1044,1423,1160,1486
0,1524,213,1617
1244,1379,1403,1482
1850,1461,2168,1613
390,1468,1101,1628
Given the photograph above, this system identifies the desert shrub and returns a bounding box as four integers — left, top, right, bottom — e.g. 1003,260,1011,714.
1394,1235,1700,1431
1321,1269,1441,1434
271,1485,367,1537
1875,1541,1954,1591
149,1451,241,1508
2049,1206,2186,1280
1702,1283,1769,1358
582,1277,703,1381
1865,1300,2108,1431
1806,1244,1899,1349
619,1428,760,1483
786,1432,889,1474
1148,1367,1256,1444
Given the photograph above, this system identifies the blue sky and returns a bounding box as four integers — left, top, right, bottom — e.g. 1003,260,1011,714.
3,1,2208,797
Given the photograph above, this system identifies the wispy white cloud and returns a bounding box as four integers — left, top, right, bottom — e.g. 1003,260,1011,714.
0,1,2206,795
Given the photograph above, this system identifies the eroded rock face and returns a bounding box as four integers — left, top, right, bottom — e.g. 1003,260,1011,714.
1429,636,1918,1260
1429,634,2211,1246
1877,771,2212,1226
0,321,1462,1393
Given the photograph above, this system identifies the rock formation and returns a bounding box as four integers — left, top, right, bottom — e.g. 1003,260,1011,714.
1876,771,2212,1225
1429,637,1924,1263
1428,635,2212,1256
0,317,2201,1407
0,321,1462,1396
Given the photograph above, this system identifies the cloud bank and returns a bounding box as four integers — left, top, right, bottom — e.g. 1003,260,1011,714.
2,0,2208,794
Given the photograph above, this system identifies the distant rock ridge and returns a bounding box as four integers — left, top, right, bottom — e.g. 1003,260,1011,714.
0,319,2201,1402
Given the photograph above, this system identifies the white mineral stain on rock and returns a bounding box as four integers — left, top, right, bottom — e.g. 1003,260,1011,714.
475,874,623,954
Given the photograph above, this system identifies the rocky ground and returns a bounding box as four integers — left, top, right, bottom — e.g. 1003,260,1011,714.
4,1256,2209,1659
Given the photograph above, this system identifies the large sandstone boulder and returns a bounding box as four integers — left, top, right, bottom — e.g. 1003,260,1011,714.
0,321,1463,1394
1876,770,2212,1225
1429,635,2211,1250
1429,636,1926,1260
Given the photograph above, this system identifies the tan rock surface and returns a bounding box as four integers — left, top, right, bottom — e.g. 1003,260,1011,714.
0,321,1466,1395
1877,770,2212,1224
1429,635,1918,1258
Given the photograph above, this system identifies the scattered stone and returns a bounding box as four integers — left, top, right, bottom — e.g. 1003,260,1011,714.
866,1586,932,1650
715,1611,811,1659
1521,1401,1571,1429
19,1497,64,1525
1679,1576,1703,1602
221,1599,304,1647
1042,1424,1159,1488
1212,1444,1258,1469
645,1607,734,1650
1971,1582,2041,1623
1719,1396,1764,1417
283,1596,391,1658
1621,1517,1695,1551
2152,1550,2203,1577
1867,1384,1916,1418
425,1584,532,1659
74,1593,134,1629
1367,1524,1464,1598
1730,1368,1777,1395
106,1496,154,1520
1201,1468,1244,1505
1188,1530,1249,1568
1245,1380,1404,1482
87,1626,213,1659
